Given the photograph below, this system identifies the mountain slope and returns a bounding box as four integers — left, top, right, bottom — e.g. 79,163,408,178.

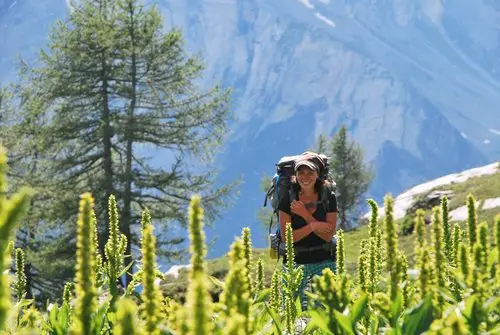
0,0,499,261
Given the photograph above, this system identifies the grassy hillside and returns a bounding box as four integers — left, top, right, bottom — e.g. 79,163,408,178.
161,163,500,301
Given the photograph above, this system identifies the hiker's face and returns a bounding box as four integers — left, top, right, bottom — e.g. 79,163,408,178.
296,167,318,190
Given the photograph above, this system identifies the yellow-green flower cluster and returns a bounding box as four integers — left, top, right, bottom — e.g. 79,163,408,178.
241,227,253,295
113,299,139,335
431,207,446,308
441,196,452,262
70,193,97,335
140,213,163,335
220,239,250,321
14,248,27,300
337,229,345,276
188,195,207,279
467,194,478,250
104,195,127,306
367,199,381,295
383,195,399,299
184,195,213,335
270,269,281,311
357,239,368,292
255,259,264,293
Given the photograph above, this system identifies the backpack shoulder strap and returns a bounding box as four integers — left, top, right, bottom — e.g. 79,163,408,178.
320,183,333,212
289,184,297,204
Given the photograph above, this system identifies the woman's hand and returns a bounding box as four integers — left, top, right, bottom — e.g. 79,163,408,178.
310,221,334,234
290,200,309,218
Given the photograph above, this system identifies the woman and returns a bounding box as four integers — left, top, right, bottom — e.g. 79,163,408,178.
277,152,338,309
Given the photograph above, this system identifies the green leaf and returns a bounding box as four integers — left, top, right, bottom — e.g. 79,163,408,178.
370,314,380,335
484,296,500,314
462,294,481,333
253,288,271,304
350,293,368,326
295,293,303,316
91,302,110,334
48,303,59,329
308,309,334,335
333,310,355,335
117,261,134,278
402,294,434,335
208,275,225,290
390,291,403,328
57,302,70,331
264,302,283,334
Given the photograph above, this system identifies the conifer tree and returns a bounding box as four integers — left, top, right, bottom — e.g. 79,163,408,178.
0,84,62,300
325,125,374,229
15,0,237,286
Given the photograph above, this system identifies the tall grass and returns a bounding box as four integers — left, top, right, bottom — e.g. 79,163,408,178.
0,145,498,334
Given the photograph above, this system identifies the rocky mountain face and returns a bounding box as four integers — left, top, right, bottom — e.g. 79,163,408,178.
1,0,499,259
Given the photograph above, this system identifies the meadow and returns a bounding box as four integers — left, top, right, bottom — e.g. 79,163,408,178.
0,146,499,334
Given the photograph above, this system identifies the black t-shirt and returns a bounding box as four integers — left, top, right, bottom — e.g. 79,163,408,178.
278,184,338,264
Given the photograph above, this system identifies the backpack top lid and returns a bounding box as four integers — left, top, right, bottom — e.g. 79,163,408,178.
276,155,301,167
276,152,328,170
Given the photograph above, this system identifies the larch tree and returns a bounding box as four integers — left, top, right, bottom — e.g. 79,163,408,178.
321,125,374,229
1,79,81,301
16,0,237,287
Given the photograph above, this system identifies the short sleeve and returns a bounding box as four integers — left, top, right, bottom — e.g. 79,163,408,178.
277,189,291,215
327,189,338,213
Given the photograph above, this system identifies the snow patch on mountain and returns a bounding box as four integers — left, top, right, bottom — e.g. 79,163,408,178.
363,162,500,220
164,264,191,278
297,0,314,9
489,129,500,136
315,12,335,27
420,0,444,24
483,197,500,210
450,197,500,221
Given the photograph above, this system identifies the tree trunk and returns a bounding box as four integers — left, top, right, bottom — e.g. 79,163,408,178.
25,262,33,300
122,8,137,286
101,55,114,257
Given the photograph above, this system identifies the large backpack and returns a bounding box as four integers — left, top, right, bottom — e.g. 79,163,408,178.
263,152,337,259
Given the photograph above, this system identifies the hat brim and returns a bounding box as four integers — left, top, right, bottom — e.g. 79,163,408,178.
295,160,319,172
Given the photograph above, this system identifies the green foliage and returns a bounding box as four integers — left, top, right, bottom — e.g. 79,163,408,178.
242,227,254,295
70,193,97,335
281,223,304,332
112,299,139,335
0,146,499,334
104,195,127,309
467,194,478,251
255,259,264,293
400,216,414,236
431,207,446,313
441,196,452,263
336,229,345,276
14,248,27,301
320,125,374,229
357,239,368,292
3,0,239,295
183,195,212,335
383,195,399,300
141,223,163,335
0,146,33,331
